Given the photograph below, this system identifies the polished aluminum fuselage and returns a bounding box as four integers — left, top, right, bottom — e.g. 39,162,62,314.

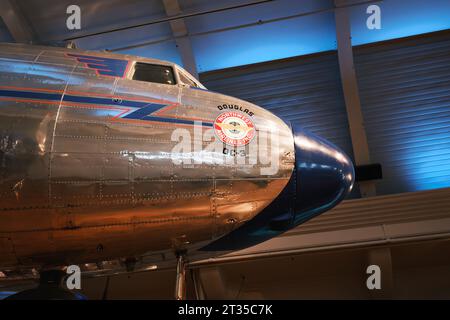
0,43,294,269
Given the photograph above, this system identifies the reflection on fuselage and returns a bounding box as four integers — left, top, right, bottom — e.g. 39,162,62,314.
0,43,354,273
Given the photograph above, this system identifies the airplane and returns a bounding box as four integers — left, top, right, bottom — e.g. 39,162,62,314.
0,42,354,299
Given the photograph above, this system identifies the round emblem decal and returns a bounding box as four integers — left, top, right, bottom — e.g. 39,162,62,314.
214,111,256,146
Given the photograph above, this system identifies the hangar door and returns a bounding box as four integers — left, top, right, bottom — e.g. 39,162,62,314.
199,51,355,165
354,31,450,195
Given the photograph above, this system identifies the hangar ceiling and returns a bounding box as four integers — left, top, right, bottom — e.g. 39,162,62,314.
1,0,449,72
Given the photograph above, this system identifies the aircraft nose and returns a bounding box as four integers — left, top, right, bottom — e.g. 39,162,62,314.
292,124,355,225
198,123,355,252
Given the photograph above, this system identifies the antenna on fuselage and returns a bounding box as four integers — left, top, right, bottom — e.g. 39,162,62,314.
65,41,77,49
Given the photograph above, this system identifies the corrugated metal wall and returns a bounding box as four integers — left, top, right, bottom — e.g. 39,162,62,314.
201,30,450,197
200,51,355,161
354,31,450,195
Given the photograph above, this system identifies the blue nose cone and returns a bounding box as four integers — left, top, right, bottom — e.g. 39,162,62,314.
292,125,355,225
200,123,354,252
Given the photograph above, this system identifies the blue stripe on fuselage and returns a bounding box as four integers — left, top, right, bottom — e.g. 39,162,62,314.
0,89,62,101
63,95,149,108
0,89,212,126
122,104,167,119
0,89,152,108
142,116,214,126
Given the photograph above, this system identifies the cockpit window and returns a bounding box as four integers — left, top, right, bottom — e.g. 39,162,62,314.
132,62,176,85
178,71,198,88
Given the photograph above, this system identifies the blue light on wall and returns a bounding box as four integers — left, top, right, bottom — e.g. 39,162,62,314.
191,11,337,72
402,131,450,192
187,0,450,72
368,119,450,194
350,0,450,46
355,32,450,195
118,40,183,66
184,0,337,72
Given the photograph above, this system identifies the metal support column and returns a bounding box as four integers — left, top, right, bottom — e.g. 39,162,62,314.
334,0,376,197
175,253,187,300
163,0,199,79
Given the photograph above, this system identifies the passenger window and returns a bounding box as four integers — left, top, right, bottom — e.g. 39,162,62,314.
132,62,176,85
178,71,198,88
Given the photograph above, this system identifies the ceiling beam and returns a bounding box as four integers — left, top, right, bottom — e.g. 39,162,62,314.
334,0,376,197
0,0,34,43
162,0,198,79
